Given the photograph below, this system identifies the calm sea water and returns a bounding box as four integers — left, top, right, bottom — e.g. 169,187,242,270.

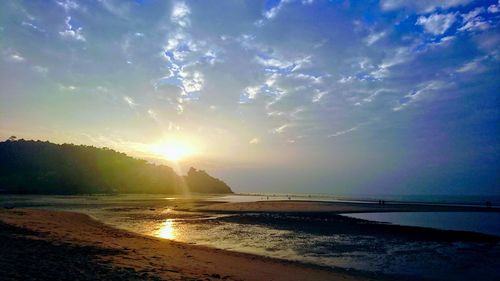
2,193,500,281
343,212,500,236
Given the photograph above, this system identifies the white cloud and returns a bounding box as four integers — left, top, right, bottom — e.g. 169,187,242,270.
459,18,490,32
3,49,26,62
456,58,485,73
393,80,446,111
327,126,359,138
458,7,491,32
167,121,181,131
272,124,291,134
263,1,285,20
416,13,456,35
97,0,130,18
381,0,472,13
249,137,260,145
56,0,79,11
462,7,485,21
147,109,158,121
244,86,259,100
59,16,86,42
21,21,43,32
364,31,386,46
180,70,204,94
312,90,327,103
32,65,48,74
10,53,25,62
255,54,311,73
488,1,500,13
176,103,184,114
257,0,313,26
123,96,136,107
95,86,109,93
59,84,77,91
171,2,191,27
370,46,413,79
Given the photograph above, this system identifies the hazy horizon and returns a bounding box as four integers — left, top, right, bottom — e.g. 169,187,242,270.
1,0,499,195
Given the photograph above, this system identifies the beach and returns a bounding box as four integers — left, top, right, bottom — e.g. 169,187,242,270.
0,208,375,281
1,196,499,281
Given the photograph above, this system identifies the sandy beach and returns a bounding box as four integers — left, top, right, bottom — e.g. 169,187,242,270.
193,200,500,213
0,208,377,281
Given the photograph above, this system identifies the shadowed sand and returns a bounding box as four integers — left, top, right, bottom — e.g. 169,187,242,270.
193,200,500,213
0,208,376,281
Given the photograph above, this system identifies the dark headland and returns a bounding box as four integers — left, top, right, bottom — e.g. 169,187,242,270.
0,139,232,194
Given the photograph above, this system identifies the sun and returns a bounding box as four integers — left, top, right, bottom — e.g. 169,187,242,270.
149,140,194,161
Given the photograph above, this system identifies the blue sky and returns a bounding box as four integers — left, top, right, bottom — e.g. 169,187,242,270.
1,0,499,195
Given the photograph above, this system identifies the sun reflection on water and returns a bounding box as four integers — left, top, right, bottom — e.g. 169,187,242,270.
157,219,176,239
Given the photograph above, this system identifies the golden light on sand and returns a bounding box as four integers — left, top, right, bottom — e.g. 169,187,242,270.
157,219,176,239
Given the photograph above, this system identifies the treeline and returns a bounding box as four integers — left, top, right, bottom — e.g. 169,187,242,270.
0,139,232,194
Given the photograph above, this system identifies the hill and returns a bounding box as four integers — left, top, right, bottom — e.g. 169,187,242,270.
0,139,233,194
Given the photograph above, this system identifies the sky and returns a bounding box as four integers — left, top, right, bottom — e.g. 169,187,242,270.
0,0,499,195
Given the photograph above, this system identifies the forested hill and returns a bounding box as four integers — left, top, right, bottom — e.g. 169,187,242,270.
0,139,233,194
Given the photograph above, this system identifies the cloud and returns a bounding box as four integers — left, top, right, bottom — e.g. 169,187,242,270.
380,0,472,13
59,16,86,42
456,58,485,73
256,0,315,26
242,86,259,100
458,8,491,32
327,125,359,138
312,90,327,103
32,65,48,74
249,137,260,145
59,84,77,91
8,52,25,62
459,19,490,32
156,1,217,109
255,54,311,74
147,109,158,121
171,2,191,27
272,123,291,134
97,0,131,18
393,80,447,111
370,46,413,79
56,0,79,12
488,1,500,13
177,71,203,96
21,21,44,32
416,13,456,35
364,31,386,46
123,96,136,107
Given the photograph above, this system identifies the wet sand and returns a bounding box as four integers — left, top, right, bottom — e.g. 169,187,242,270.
0,208,376,281
194,200,500,213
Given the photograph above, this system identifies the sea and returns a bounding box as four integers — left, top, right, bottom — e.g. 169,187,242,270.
1,193,499,281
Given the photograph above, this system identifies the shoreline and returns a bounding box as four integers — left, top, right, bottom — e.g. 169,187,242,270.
0,208,379,281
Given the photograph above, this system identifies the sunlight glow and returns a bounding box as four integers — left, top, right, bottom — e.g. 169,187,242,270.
149,139,196,161
157,219,176,239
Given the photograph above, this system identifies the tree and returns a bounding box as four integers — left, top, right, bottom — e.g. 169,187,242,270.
0,139,233,195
